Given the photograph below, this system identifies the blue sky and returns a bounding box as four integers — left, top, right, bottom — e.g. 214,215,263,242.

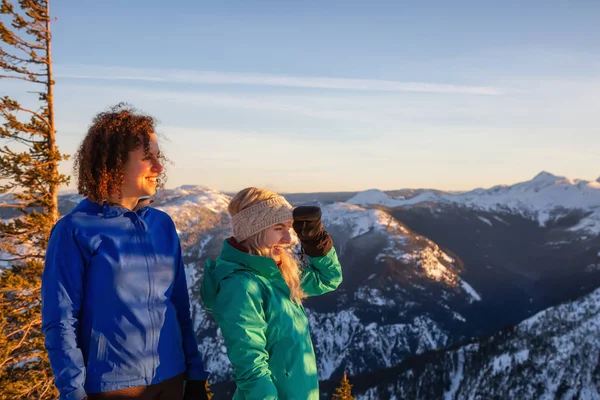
6,0,600,193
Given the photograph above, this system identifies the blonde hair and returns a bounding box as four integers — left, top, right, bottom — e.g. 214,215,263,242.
229,187,307,303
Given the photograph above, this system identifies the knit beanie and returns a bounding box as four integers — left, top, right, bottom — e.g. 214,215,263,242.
231,196,293,242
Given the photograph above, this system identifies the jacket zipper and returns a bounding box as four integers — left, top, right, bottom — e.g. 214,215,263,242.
135,216,156,383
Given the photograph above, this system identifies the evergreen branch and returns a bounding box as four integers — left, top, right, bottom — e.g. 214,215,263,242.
0,131,47,143
0,59,42,77
7,31,45,51
0,351,41,371
0,74,44,83
0,48,45,65
0,254,44,262
2,305,35,315
0,318,38,369
0,227,41,237
29,49,48,64
38,380,54,398
25,381,47,398
5,322,36,339
11,40,45,57
0,102,50,127
27,18,51,37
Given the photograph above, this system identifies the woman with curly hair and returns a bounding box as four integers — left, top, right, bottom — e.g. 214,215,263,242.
201,187,343,400
41,104,209,400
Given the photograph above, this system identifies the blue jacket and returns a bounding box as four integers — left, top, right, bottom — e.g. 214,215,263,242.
42,198,208,400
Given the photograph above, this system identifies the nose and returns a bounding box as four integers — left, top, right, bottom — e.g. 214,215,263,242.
280,229,292,244
151,158,163,173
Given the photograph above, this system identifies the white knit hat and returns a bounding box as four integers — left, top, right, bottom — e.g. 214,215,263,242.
231,196,293,242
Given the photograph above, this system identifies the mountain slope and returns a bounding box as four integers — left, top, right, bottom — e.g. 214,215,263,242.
304,202,480,378
349,172,600,337
345,285,600,400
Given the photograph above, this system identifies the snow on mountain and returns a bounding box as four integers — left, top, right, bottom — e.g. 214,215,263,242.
353,285,600,400
155,185,230,217
349,172,600,235
321,202,480,299
309,310,450,380
347,189,440,208
460,281,481,302
150,186,481,382
293,202,483,379
346,189,403,206
447,172,600,223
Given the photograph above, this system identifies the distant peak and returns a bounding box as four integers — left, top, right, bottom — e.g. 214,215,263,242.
178,184,212,191
597,176,600,183
362,188,385,194
347,189,390,206
529,171,572,187
533,171,558,180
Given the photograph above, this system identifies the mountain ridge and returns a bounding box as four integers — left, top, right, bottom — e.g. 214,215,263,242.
348,171,600,235
334,283,600,400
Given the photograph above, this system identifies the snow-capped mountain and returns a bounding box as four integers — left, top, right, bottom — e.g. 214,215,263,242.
349,172,600,338
149,186,480,383
349,172,600,235
345,189,399,206
345,284,600,400
302,202,480,379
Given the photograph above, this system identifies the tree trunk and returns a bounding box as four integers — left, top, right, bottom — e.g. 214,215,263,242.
45,0,58,225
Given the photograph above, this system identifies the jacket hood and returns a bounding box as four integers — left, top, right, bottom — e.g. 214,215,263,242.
200,238,282,311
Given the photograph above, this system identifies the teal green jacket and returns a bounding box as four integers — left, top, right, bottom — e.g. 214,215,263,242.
200,239,343,400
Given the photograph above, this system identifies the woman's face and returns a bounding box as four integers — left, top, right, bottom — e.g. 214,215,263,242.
263,221,293,261
121,134,163,200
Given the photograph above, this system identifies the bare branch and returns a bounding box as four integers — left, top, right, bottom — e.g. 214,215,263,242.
0,203,27,209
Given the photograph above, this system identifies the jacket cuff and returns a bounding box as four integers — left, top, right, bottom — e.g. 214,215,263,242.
65,387,87,400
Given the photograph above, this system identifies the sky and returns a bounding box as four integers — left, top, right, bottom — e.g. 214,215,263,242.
4,0,600,193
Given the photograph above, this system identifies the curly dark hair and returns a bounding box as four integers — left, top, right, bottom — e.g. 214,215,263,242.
74,103,167,202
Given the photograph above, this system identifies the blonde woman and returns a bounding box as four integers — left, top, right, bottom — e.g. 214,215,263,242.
200,187,342,400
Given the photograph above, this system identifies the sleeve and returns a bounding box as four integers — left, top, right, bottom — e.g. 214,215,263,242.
41,222,88,400
171,236,210,381
300,246,343,297
213,274,279,400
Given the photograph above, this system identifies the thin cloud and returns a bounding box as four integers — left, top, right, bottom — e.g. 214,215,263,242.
55,64,508,95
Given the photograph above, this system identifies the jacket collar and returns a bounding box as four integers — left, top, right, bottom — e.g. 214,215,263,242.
75,197,154,219
219,238,282,280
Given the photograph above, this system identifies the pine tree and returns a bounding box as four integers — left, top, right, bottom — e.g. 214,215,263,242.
332,371,355,400
0,0,68,398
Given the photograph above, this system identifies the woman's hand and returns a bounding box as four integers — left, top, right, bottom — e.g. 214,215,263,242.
293,206,333,257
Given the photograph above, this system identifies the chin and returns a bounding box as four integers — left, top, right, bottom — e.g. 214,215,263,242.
143,186,158,196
